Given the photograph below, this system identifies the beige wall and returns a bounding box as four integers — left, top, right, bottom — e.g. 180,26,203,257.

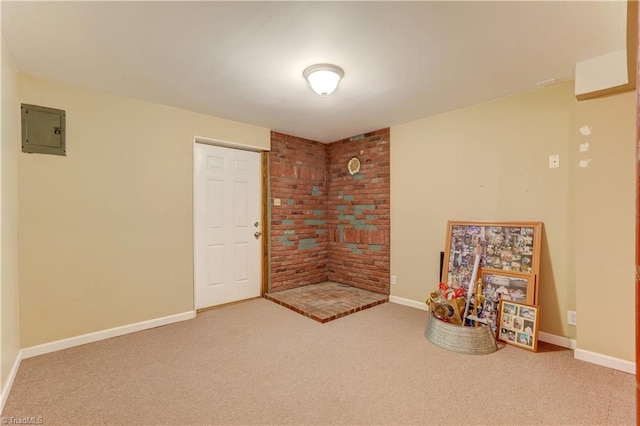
391,82,577,338
574,91,635,362
18,74,270,347
12,73,637,362
1,38,21,394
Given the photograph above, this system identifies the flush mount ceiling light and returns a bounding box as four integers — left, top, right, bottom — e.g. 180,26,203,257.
303,63,344,96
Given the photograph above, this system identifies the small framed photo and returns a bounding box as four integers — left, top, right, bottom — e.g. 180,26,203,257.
497,300,539,352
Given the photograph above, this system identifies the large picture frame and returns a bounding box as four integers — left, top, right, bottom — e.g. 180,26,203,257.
441,221,542,296
497,300,539,352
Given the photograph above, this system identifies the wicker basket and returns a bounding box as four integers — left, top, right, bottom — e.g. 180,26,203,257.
424,313,497,355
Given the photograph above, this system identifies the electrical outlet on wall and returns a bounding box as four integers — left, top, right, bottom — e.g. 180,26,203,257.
567,310,577,326
391,275,397,285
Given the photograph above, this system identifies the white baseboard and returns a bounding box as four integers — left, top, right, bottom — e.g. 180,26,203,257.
574,348,636,375
22,311,196,359
1,351,22,414
538,331,577,350
389,295,428,311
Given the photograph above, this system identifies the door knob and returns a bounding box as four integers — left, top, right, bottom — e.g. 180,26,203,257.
254,221,260,227
254,231,262,239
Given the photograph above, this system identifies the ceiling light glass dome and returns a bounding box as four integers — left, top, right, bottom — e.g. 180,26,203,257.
303,64,344,96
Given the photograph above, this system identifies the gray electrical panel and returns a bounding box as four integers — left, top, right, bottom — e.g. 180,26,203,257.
21,104,66,156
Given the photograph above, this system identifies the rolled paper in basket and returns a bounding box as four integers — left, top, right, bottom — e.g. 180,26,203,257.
462,252,481,325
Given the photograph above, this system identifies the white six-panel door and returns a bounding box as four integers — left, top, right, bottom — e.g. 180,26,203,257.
194,143,262,309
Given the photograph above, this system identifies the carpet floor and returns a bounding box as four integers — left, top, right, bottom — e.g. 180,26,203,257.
2,299,635,425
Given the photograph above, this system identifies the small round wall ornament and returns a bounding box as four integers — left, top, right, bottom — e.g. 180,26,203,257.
347,156,361,175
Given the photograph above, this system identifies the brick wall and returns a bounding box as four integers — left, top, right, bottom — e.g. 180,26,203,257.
269,129,390,294
269,132,329,292
326,129,390,294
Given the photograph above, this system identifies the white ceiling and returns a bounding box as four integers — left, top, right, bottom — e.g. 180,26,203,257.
2,1,627,143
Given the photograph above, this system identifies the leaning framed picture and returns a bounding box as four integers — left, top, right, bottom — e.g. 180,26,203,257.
441,221,543,294
497,300,539,352
476,271,535,332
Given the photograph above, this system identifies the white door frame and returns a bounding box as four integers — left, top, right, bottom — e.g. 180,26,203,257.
193,136,268,311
